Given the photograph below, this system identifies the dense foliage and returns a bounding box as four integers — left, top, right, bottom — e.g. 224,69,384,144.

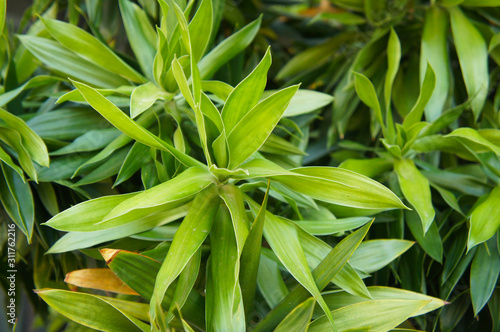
0,0,499,331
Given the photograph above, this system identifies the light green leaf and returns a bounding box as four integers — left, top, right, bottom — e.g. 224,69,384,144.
222,48,271,133
470,239,500,315
275,298,315,332
43,192,137,232
103,166,215,221
218,184,250,255
420,6,451,121
36,289,148,332
354,72,385,137
208,207,245,331
0,108,49,167
322,286,446,317
295,217,371,236
150,187,220,326
273,167,407,210
41,17,146,83
71,80,203,167
446,127,500,157
47,203,190,253
394,159,435,233
119,0,157,80
201,80,233,101
462,0,500,6
384,27,401,120
309,300,430,332
198,16,261,79
339,158,393,178
468,186,500,250
349,239,414,274
17,36,129,88
188,0,213,62
227,85,299,168
130,82,170,119
449,7,489,119
0,0,5,36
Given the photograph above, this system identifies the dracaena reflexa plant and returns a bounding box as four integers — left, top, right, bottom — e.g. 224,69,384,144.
259,0,500,329
34,2,448,331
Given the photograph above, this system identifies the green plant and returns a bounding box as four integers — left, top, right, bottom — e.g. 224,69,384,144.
0,0,450,331
259,0,500,330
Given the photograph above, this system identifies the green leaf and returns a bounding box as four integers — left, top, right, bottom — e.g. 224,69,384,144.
470,239,500,315
309,300,430,332
257,250,289,309
251,220,372,332
222,48,271,133
449,7,489,119
130,82,170,119
51,129,120,156
0,127,38,181
36,289,149,331
394,159,435,233
405,210,443,263
207,207,245,331
40,17,146,83
462,0,500,6
239,182,270,317
150,186,220,326
273,167,407,210
420,6,451,121
0,0,5,36
27,108,111,140
17,36,129,88
282,90,334,117
258,207,337,330
114,142,152,186
384,27,401,141
403,64,436,129
102,249,161,301
275,298,315,332
0,108,49,167
322,286,446,316
354,72,385,137
46,204,190,253
308,300,431,332
188,0,213,63
468,186,500,250
102,166,215,221
0,75,63,107
446,127,500,157
71,80,203,167
227,85,299,168
295,217,371,236
119,0,157,80
0,145,24,180
0,164,34,241
218,184,250,255
339,158,393,178
349,240,414,274
198,16,261,79
44,192,137,232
